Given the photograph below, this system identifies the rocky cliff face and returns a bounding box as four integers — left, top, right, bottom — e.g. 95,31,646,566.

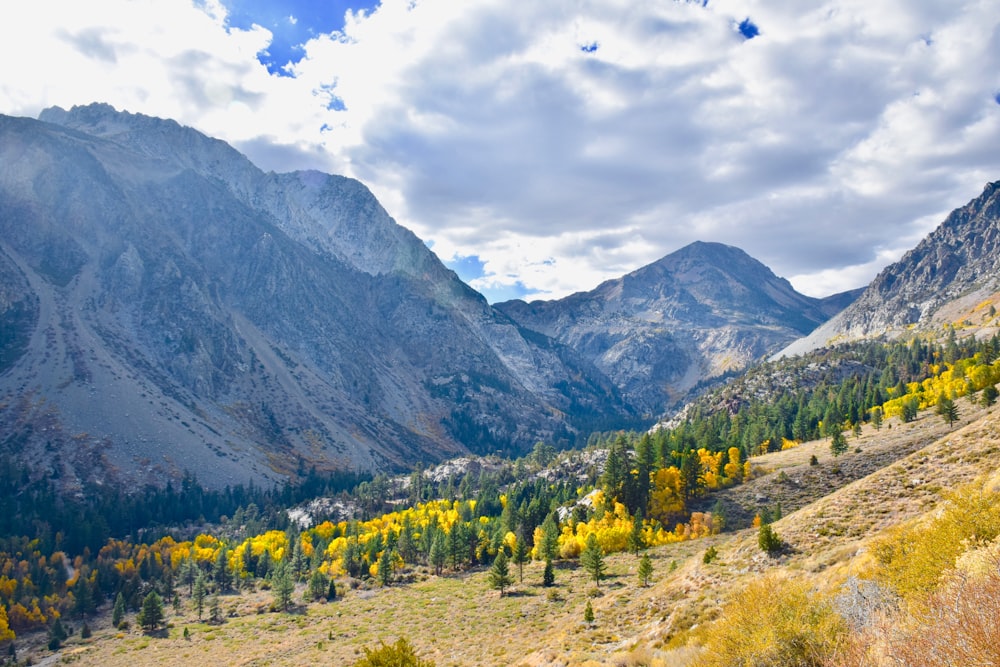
496,242,839,415
780,181,1000,357
0,104,624,490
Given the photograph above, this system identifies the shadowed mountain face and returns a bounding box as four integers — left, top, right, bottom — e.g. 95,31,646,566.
780,181,1000,358
0,104,626,490
496,242,841,416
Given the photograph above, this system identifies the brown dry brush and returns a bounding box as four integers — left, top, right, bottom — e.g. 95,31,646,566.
832,569,1000,666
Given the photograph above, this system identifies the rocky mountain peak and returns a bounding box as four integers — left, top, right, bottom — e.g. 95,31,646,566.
779,180,1000,357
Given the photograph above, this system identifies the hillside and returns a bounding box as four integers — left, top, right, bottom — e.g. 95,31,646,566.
10,396,998,666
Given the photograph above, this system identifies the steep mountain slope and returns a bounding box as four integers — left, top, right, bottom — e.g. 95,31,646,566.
781,180,1000,357
496,242,843,415
0,104,625,490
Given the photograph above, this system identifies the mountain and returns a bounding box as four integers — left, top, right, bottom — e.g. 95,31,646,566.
0,104,626,490
495,241,843,415
780,180,1000,357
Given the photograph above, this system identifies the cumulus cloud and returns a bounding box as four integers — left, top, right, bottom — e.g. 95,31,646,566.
2,0,999,302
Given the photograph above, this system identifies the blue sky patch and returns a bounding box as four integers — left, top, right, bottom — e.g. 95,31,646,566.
995,92,1000,105
580,42,599,53
446,254,486,284
738,18,759,40
220,0,380,75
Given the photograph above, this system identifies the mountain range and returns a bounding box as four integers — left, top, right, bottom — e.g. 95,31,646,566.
1,103,996,490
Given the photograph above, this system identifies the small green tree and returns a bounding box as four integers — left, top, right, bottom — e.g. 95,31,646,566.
937,396,959,426
209,595,222,624
902,397,919,423
488,550,514,597
327,577,338,601
112,591,126,627
638,553,653,587
307,569,329,601
538,514,560,562
271,561,295,611
830,429,848,457
137,591,164,632
512,534,530,583
429,532,446,575
982,385,998,407
542,558,555,587
192,572,207,620
870,406,883,430
48,617,68,650
628,512,645,555
758,523,783,557
584,599,595,624
580,533,607,587
377,549,394,587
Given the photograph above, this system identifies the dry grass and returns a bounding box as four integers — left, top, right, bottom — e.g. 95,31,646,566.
17,403,1000,666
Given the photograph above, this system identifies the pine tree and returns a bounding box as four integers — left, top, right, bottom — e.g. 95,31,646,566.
214,547,232,592
429,532,446,575
137,591,164,632
638,552,653,587
112,591,126,628
192,573,207,620
982,385,998,407
758,523,783,557
538,514,560,562
627,511,645,555
937,396,959,426
377,549,394,587
307,569,329,601
580,533,607,587
511,533,530,583
584,599,595,624
209,595,223,624
542,558,555,587
488,550,514,597
830,429,848,457
271,561,295,611
870,406,883,430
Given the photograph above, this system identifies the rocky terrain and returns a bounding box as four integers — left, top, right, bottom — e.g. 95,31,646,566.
0,105,625,490
781,180,1000,357
496,241,858,416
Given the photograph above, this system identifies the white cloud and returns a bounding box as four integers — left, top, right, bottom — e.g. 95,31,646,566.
2,0,999,301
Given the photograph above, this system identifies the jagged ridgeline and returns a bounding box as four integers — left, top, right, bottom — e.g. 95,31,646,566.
0,104,630,489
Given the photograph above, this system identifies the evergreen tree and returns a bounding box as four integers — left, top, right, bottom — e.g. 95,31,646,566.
580,533,607,587
192,573,207,620
487,550,514,597
180,557,197,596
638,553,653,587
137,591,164,632
511,532,530,583
429,532,446,575
830,429,848,457
112,591,126,627
48,617,67,650
377,549,394,587
870,406,883,430
209,595,223,624
937,396,959,426
982,385,998,407
73,572,94,618
542,558,555,587
307,569,329,601
584,599,595,624
213,547,232,592
271,561,295,611
538,514,560,562
758,523,783,557
627,511,645,555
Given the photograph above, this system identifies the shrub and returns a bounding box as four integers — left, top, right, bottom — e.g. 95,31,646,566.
351,638,435,667
693,574,845,667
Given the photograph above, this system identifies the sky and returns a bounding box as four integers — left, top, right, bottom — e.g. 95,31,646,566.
2,1,999,303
